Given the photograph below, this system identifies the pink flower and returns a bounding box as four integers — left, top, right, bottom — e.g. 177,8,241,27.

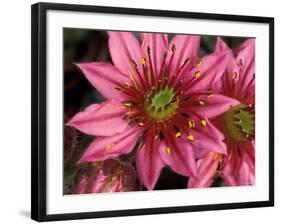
68,32,237,190
73,159,138,194
188,38,255,188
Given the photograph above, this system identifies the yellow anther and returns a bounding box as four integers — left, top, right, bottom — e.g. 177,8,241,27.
138,122,144,127
199,100,206,106
123,102,133,108
114,87,122,92
201,119,207,127
194,71,201,78
124,82,130,88
207,90,213,97
232,72,238,80
165,147,171,155
187,134,195,141
238,58,243,67
140,57,146,65
175,132,182,138
105,143,113,150
147,46,151,54
196,59,202,67
188,120,195,128
130,59,137,68
172,44,176,53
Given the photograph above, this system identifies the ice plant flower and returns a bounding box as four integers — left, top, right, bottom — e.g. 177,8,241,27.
68,32,238,190
188,38,255,188
73,159,138,193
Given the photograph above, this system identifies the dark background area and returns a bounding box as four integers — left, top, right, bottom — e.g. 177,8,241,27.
63,28,246,194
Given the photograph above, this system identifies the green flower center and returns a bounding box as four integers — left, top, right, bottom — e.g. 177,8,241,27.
144,87,179,122
223,104,255,141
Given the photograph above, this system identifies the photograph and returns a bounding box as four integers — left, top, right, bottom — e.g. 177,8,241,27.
63,29,255,194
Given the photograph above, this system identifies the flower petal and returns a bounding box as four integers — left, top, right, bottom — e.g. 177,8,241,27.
190,118,227,155
213,38,241,94
136,130,165,190
78,125,141,163
185,51,231,95
188,152,220,188
67,100,128,136
108,31,142,76
76,62,130,101
159,132,197,177
168,35,200,77
141,33,169,78
214,37,231,53
184,93,239,118
236,39,255,94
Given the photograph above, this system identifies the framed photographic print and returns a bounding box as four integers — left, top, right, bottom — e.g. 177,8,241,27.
31,2,274,222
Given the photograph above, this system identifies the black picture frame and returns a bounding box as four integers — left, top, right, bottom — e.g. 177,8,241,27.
31,2,274,222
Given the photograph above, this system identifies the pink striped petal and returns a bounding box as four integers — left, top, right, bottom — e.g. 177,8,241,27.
185,93,239,118
76,62,130,101
78,125,142,163
108,32,142,76
213,38,240,94
168,35,200,76
190,118,227,155
136,130,165,190
185,51,231,95
188,152,220,188
159,132,197,177
141,33,169,78
214,37,231,53
67,100,128,136
236,39,255,94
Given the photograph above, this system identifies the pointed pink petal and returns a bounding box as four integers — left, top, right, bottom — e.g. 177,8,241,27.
168,35,200,77
159,132,197,177
78,125,142,163
221,151,238,186
67,100,128,136
76,62,130,101
188,152,220,188
214,37,231,53
136,130,165,190
141,33,169,78
190,118,227,155
237,143,255,185
185,93,239,118
236,39,255,94
185,51,232,94
108,31,142,76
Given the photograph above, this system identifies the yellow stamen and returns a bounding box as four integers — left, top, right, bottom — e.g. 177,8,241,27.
196,59,202,67
172,44,176,53
207,90,213,97
232,72,238,80
123,102,133,108
194,71,201,78
124,82,130,88
138,122,144,127
165,147,171,155
175,132,182,138
201,119,207,127
187,134,195,141
105,143,113,150
130,59,137,68
188,120,195,128
199,100,206,106
114,87,122,92
238,58,243,67
140,57,146,65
